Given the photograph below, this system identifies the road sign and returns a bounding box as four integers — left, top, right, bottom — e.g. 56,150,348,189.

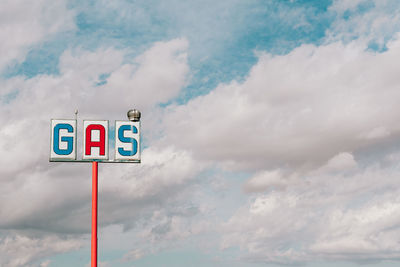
50,118,140,162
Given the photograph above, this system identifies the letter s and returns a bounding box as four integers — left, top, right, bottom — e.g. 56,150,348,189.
117,125,138,156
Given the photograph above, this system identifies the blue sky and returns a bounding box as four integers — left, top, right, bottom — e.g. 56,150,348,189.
2,0,400,266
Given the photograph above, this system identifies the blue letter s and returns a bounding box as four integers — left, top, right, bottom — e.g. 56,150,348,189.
118,125,138,156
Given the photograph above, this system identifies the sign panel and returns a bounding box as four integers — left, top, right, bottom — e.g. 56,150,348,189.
83,120,109,160
50,119,77,160
115,121,141,161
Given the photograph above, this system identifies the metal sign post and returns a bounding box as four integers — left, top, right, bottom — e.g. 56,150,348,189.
50,109,141,267
92,161,98,267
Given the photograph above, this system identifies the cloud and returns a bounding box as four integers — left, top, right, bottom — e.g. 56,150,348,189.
104,38,189,111
327,0,400,48
316,152,357,173
161,37,400,171
39,260,51,267
0,234,81,267
221,156,400,264
0,0,75,71
148,19,400,263
243,170,288,193
123,248,145,261
98,146,204,231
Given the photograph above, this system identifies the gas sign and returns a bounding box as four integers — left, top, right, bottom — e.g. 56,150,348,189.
50,118,140,162
50,110,141,267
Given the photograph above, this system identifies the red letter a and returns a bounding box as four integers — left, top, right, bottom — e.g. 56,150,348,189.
85,124,106,156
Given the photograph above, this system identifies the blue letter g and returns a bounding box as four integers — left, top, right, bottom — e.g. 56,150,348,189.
53,123,74,155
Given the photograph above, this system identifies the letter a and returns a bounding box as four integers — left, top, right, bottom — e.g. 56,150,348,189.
83,120,109,160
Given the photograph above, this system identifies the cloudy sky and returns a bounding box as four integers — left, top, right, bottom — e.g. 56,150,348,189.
2,0,400,266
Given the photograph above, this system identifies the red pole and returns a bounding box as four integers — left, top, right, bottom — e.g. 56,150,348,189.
92,161,98,267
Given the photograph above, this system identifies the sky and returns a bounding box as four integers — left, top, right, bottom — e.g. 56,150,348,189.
2,0,400,266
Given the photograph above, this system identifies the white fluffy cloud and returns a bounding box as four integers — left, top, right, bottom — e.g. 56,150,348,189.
104,38,189,109
327,0,400,47
147,8,400,263
243,169,288,193
0,0,75,71
222,153,400,263
0,234,81,267
316,152,357,173
162,38,400,171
